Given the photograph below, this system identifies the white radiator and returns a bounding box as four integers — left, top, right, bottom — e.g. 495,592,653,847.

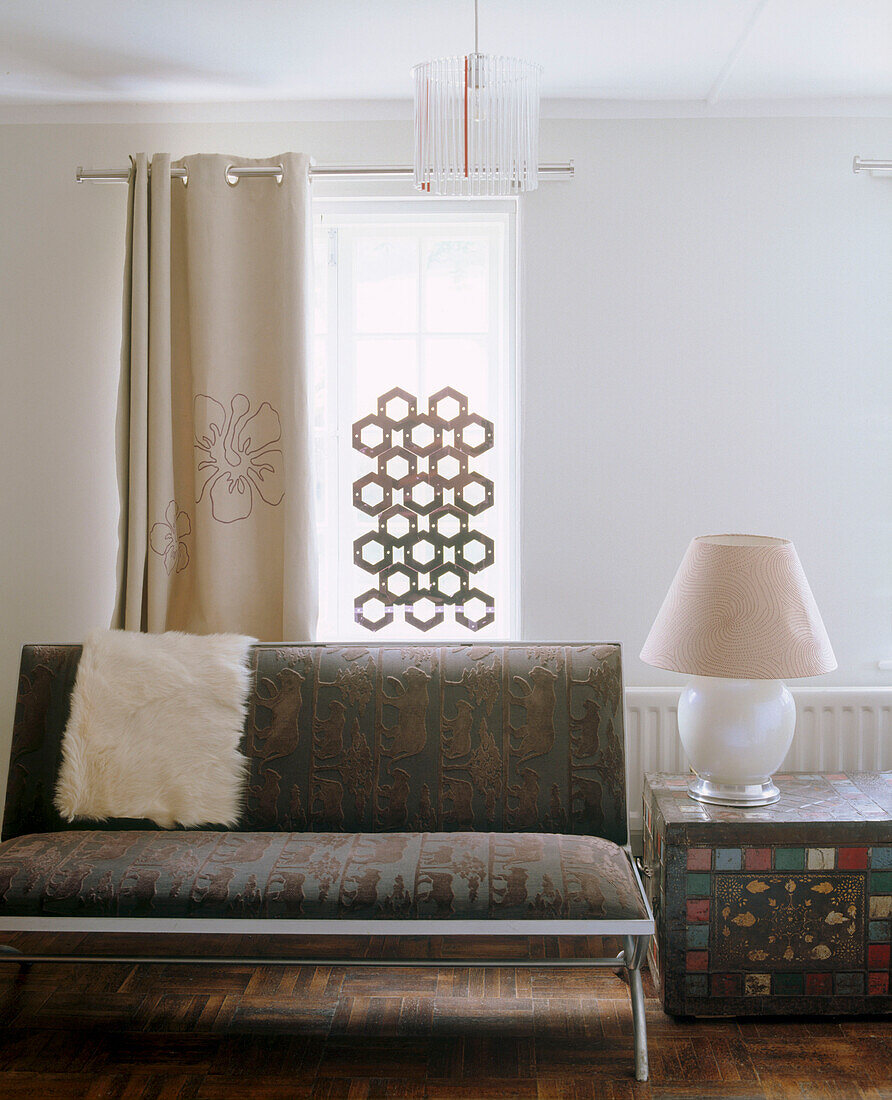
624,687,892,834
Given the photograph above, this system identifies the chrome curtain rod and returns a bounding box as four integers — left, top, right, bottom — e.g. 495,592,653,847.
76,156,889,182
76,162,574,184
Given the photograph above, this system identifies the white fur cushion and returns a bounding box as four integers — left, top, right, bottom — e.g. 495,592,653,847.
54,629,255,828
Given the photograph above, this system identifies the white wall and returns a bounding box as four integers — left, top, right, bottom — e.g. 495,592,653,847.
0,114,890,796
521,118,891,687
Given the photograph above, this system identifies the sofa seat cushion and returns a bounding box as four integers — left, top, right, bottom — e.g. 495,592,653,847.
0,831,647,922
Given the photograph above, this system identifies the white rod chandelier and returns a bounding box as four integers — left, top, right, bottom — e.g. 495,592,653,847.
413,0,541,196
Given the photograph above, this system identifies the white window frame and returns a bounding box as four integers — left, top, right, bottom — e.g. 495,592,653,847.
312,197,520,642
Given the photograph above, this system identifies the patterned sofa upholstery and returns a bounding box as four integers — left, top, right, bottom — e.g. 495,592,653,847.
0,830,645,921
0,644,645,923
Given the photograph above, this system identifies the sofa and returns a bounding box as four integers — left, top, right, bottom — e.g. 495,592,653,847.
0,642,654,1080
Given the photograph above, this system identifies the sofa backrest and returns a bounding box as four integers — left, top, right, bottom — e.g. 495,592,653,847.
3,643,628,845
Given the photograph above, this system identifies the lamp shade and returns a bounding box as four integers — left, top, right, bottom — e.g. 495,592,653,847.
640,534,836,679
413,53,540,196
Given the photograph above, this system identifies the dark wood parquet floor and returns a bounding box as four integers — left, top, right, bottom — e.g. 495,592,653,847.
0,933,888,1100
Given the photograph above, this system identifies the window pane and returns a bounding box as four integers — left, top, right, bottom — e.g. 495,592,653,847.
312,435,328,525
313,337,328,431
313,227,329,335
423,337,490,410
355,237,418,333
423,237,488,333
354,337,418,413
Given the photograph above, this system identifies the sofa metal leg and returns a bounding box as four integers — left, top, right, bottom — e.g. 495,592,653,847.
629,960,648,1081
0,944,30,980
623,934,649,1082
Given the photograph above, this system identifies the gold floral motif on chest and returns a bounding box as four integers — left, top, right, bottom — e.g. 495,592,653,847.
714,873,865,969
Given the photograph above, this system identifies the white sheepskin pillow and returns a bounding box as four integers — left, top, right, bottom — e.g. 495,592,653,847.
54,629,255,828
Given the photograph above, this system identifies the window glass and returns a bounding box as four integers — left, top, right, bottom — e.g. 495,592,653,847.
313,203,515,640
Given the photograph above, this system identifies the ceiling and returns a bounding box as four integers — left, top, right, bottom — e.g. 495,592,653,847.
0,0,890,110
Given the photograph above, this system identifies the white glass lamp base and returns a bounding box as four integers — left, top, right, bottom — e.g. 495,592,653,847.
677,677,795,808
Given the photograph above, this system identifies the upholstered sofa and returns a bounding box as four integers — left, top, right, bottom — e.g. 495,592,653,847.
0,643,653,1079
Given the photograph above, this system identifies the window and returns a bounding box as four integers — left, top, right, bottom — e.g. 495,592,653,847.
313,199,517,640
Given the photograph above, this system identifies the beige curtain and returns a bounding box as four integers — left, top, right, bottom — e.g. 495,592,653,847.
113,153,317,639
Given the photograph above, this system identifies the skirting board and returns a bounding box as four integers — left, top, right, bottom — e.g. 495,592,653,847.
625,686,892,837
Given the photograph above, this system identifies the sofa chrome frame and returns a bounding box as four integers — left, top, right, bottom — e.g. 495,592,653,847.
0,853,653,1081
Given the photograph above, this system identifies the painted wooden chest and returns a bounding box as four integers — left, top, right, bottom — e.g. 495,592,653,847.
642,772,892,1016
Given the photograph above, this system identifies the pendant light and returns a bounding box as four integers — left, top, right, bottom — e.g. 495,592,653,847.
413,0,541,195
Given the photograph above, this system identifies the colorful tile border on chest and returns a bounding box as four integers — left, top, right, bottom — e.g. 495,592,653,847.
643,772,892,1016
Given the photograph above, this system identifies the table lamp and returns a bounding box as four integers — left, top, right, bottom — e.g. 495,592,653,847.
640,534,836,807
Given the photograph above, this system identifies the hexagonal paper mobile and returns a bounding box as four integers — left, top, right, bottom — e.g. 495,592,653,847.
352,389,494,633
